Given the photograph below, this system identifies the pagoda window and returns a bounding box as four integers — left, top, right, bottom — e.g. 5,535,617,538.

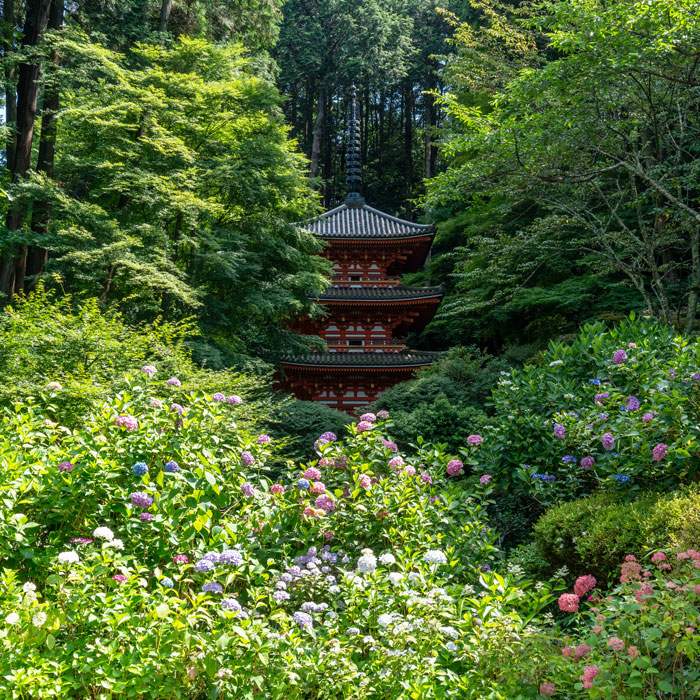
349,275,361,281
348,339,363,347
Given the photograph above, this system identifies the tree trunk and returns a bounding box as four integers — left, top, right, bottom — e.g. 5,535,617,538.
158,0,173,34
686,229,700,334
404,84,414,204
1,0,52,300
309,85,325,180
424,67,437,180
3,0,17,170
26,0,64,289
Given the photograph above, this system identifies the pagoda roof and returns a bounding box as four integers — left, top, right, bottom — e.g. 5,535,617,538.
281,350,442,369
318,285,443,302
298,203,436,240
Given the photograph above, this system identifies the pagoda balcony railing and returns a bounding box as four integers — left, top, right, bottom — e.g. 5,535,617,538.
326,343,407,353
331,279,400,288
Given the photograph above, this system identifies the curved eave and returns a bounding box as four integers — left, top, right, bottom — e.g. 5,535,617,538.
281,353,442,371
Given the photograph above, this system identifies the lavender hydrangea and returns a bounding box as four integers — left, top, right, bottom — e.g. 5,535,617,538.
553,424,566,440
164,460,180,473
626,396,640,412
211,392,226,402
166,377,181,387
241,482,255,498
601,433,615,450
221,598,242,611
219,550,243,566
227,395,242,405
194,559,215,573
293,611,313,630
240,451,255,467
202,581,224,594
314,431,337,450
130,492,153,509
612,350,627,364
273,590,290,603
141,365,157,377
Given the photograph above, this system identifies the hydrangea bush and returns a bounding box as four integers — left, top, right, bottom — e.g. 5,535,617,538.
0,368,511,699
479,314,700,511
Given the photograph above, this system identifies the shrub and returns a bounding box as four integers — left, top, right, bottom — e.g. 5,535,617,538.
477,314,700,515
533,488,700,583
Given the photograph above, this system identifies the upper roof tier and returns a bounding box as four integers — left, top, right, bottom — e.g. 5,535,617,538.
298,202,436,240
319,285,443,302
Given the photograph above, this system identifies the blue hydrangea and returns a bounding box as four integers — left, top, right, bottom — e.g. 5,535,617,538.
221,598,241,611
588,378,601,385
160,577,174,588
219,550,243,566
202,581,223,594
533,474,556,483
132,462,148,477
273,590,290,602
561,456,577,463
194,559,215,573
297,478,310,490
201,551,221,563
615,474,631,483
293,611,313,629
164,460,180,473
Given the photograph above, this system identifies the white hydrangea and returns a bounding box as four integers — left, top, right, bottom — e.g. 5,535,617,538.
22,582,36,595
5,612,19,626
378,552,396,565
388,572,404,585
377,613,393,628
446,641,458,652
407,572,423,583
32,612,47,628
108,539,125,551
357,552,377,574
439,625,459,639
423,550,447,565
549,360,564,366
93,527,114,541
57,551,80,565
462,584,475,596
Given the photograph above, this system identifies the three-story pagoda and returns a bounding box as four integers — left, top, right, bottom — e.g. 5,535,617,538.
280,87,442,413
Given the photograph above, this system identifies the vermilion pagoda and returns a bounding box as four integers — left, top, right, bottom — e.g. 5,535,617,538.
280,87,442,413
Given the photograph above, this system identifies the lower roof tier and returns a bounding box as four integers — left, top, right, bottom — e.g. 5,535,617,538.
317,285,443,302
281,350,442,369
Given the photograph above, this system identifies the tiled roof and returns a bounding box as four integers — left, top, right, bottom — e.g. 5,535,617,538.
298,203,436,239
319,285,443,302
281,350,442,368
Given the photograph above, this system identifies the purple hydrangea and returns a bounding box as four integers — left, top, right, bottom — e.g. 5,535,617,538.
652,443,668,462
480,474,492,485
194,559,215,573
642,412,655,424
273,590,290,602
132,462,148,477
141,365,157,377
293,611,313,630
130,492,153,509
580,456,595,470
219,550,243,566
382,439,398,452
241,451,255,466
212,392,225,402
553,424,566,440
202,551,221,563
202,581,223,594
257,434,271,444
115,415,138,431
595,393,609,405
626,396,640,412
139,512,155,522
166,377,181,387
602,433,615,451
612,350,627,365
356,421,372,433
360,413,377,423
221,598,242,611
241,482,255,498
227,395,242,405
58,461,74,472
164,460,180,473
314,431,337,450
467,434,484,446
170,403,184,415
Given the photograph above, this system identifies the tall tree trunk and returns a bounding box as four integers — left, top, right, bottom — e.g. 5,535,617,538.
309,85,325,180
404,84,414,205
424,66,437,180
158,0,173,34
686,229,700,334
1,0,52,300
3,0,17,169
26,0,64,289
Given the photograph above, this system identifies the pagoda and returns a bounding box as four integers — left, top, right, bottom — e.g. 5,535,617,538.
280,87,442,413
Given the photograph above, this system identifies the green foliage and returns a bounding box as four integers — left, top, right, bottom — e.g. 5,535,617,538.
533,488,700,584
371,346,508,450
0,285,273,429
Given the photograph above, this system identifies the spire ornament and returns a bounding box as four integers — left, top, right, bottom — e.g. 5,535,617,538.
345,85,364,205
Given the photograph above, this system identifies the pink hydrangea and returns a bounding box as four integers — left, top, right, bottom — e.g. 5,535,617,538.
377,410,389,419
304,467,322,480
173,555,188,564
388,456,404,470
601,432,614,450
628,342,637,348
592,625,604,635
651,551,666,564
642,412,655,423
652,443,668,462
581,666,600,689
227,395,243,405
620,559,642,582
356,421,372,433
303,506,320,519
467,434,484,446
574,575,597,597
360,413,376,423
141,365,157,377
401,465,416,477
574,643,592,661
241,451,255,466
420,472,432,483
112,574,127,583
539,681,556,697
561,646,573,658
358,474,371,488
115,415,138,431
310,481,326,494
480,474,492,485
580,456,595,470
257,434,271,444
558,593,579,612
446,459,463,477
607,637,625,652
58,461,74,472
382,439,398,451
628,646,640,659
315,494,335,513
612,350,627,364
271,484,285,495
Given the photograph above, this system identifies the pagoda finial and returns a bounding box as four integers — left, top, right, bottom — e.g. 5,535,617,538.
345,84,364,205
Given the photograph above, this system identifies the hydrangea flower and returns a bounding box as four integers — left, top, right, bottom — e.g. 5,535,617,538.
115,415,138,431
595,392,609,404
273,590,290,602
32,612,47,628
626,396,640,411
5,612,19,626
149,398,163,408
612,350,627,364
170,403,184,415
580,456,595,470
607,637,625,652
553,424,566,439
166,377,181,387
112,574,127,583
297,478,310,490
132,462,148,477
310,481,326,494
227,395,243,405
388,456,404,470
202,582,223,594
615,473,631,483
139,513,154,522
241,482,255,498
574,575,596,597
652,443,668,461
581,665,600,689
480,474,492,485
377,613,393,628
467,434,484,446
378,552,396,565
270,483,285,495
314,431,336,449
222,598,242,611
382,439,398,451
601,432,614,450
402,465,416,477
164,460,179,473
57,461,74,472
194,559,215,573
356,421,372,433
58,551,80,565
220,550,243,566
357,474,371,488
173,555,189,564
46,381,62,391
93,527,114,541
420,472,433,483
424,550,447,565
360,412,376,423
240,451,255,466
211,392,225,402
131,492,153,509
70,537,93,545
446,459,463,477
315,494,335,513
377,410,389,419
539,682,556,697
642,411,655,423
293,611,313,630
257,434,271,444
141,365,157,377
160,577,174,589
558,593,579,612
357,551,377,574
